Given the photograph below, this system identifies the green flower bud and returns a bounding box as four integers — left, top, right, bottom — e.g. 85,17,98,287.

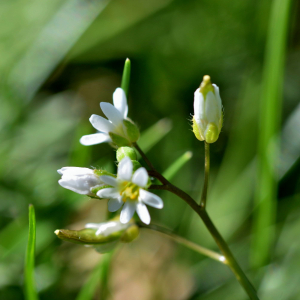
123,119,140,142
120,224,139,243
116,147,137,162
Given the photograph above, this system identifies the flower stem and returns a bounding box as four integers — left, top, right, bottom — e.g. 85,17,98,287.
133,142,156,171
200,142,210,208
134,143,259,300
138,222,226,263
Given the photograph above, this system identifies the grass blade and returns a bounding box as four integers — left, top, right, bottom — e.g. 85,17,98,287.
121,58,131,97
163,151,193,181
251,0,293,268
24,204,39,300
138,118,172,154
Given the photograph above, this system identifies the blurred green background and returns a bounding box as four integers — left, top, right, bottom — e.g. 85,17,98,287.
1,0,300,299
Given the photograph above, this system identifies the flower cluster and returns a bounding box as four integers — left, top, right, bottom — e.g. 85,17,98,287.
56,60,223,251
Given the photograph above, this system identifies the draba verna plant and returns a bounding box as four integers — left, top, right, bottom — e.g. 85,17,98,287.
54,59,259,300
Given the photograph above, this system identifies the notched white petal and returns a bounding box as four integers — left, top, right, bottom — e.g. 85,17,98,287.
97,187,119,199
117,157,133,181
113,88,128,119
136,203,150,224
100,102,124,127
80,133,111,146
120,201,136,224
89,114,115,133
99,176,118,187
132,167,148,187
139,189,163,209
107,198,123,212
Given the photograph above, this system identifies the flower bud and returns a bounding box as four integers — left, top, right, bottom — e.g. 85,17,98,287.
55,218,139,253
193,75,223,143
116,147,137,162
57,167,106,196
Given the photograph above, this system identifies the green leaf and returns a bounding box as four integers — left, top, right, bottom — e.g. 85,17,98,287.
24,204,39,300
76,252,113,300
138,118,172,155
121,58,131,97
162,151,193,181
251,0,293,268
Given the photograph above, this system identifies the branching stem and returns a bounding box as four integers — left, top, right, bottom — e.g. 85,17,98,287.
134,142,259,300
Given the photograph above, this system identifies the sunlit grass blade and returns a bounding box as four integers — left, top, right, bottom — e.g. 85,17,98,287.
162,151,193,181
138,118,172,154
76,252,113,300
121,58,131,97
24,204,39,300
251,0,292,268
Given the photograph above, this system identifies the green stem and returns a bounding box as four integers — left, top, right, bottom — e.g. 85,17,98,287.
200,142,210,208
138,222,225,263
134,143,259,300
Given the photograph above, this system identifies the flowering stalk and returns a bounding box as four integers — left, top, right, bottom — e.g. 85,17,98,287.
134,143,259,300
200,141,210,208
138,222,225,263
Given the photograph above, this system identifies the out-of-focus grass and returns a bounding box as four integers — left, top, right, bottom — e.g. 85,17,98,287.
0,0,300,299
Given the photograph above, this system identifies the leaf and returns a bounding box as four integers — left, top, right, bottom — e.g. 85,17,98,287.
163,151,193,181
24,204,39,300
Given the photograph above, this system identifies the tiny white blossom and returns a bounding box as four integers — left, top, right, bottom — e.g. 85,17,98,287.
97,157,163,225
58,167,104,196
193,75,223,143
80,88,129,146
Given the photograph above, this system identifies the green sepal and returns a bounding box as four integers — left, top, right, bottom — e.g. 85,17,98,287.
131,160,142,172
54,228,122,245
90,185,113,197
120,224,139,243
109,132,131,147
116,147,137,162
192,117,204,141
123,119,140,142
93,169,116,177
205,123,219,143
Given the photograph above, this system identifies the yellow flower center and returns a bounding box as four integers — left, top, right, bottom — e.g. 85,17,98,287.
119,182,140,202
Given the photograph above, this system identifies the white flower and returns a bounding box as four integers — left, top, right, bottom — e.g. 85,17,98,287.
58,167,104,196
97,157,163,225
85,220,129,236
80,88,130,146
193,75,223,143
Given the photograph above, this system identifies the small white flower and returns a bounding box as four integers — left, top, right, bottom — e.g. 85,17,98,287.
80,88,129,146
85,220,129,236
58,167,104,196
193,75,223,143
97,157,163,225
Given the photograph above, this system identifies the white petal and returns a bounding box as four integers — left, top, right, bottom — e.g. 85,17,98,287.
59,176,95,195
212,84,222,118
85,223,100,229
120,201,136,224
194,88,205,123
97,187,119,199
117,157,133,181
113,88,128,119
136,203,150,224
139,189,163,209
107,198,123,212
58,167,94,176
80,133,111,145
100,102,124,127
99,175,118,187
132,167,148,187
205,91,219,124
89,114,115,133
